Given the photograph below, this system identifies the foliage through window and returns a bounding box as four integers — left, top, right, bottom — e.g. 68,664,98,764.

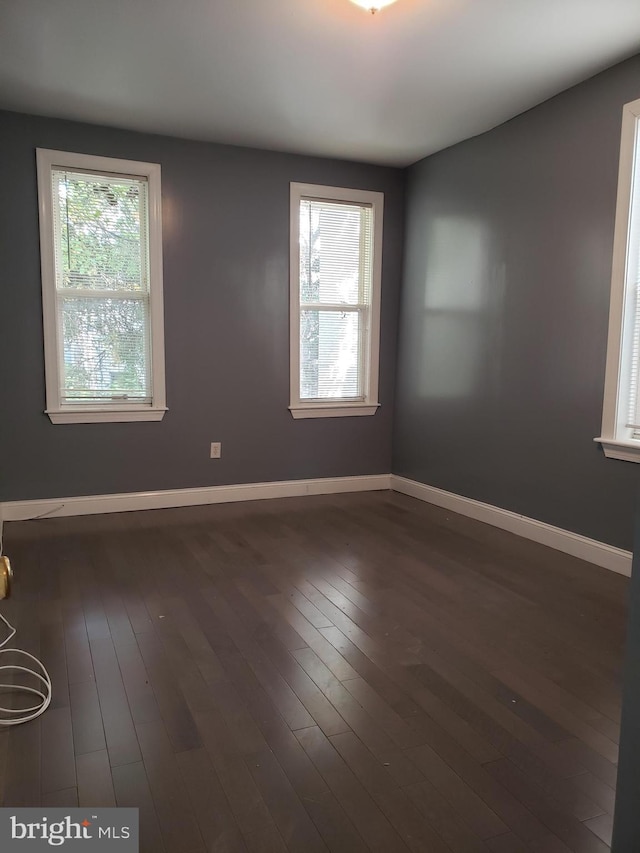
37,150,166,423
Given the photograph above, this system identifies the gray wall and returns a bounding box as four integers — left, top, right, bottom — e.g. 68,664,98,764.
0,111,405,502
393,54,640,551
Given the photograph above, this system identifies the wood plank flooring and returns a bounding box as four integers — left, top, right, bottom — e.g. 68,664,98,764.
0,491,627,852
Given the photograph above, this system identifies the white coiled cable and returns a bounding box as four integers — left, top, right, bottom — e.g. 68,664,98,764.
0,506,62,726
0,611,52,726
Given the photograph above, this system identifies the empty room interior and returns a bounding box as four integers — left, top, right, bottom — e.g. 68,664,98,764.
3,1,640,851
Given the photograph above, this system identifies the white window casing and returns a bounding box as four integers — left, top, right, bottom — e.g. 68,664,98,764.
597,99,640,461
289,182,383,419
36,149,167,424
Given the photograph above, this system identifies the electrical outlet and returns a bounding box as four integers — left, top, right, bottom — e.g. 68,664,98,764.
210,442,222,459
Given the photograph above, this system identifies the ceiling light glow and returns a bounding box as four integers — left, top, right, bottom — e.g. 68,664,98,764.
349,0,398,14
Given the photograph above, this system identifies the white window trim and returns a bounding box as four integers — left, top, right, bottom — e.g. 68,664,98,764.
596,98,640,460
289,182,383,419
36,148,167,424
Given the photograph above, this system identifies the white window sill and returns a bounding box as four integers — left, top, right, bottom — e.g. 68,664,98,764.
289,403,379,419
595,436,640,462
47,408,168,424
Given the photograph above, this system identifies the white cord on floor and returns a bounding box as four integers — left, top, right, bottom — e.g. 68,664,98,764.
0,611,52,725
0,506,62,725
0,503,66,560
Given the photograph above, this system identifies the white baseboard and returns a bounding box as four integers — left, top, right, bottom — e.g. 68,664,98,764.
0,474,392,522
2,472,631,577
391,475,632,577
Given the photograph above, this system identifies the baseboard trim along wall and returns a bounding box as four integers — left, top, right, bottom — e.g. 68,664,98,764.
391,475,632,577
0,474,392,521
0,473,631,576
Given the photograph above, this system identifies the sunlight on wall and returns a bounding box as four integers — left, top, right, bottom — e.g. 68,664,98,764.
419,216,497,399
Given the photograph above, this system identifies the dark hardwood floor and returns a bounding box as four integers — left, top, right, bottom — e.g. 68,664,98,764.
0,490,627,852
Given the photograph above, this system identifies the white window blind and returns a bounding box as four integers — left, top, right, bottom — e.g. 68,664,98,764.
623,128,640,433
596,99,640,461
37,149,166,424
51,168,152,405
298,198,373,401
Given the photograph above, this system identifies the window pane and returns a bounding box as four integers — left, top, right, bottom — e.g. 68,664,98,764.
59,297,151,402
299,200,372,305
300,309,364,400
628,129,640,429
52,170,148,292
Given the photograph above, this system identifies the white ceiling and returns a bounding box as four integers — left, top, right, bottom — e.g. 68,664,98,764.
1,0,640,166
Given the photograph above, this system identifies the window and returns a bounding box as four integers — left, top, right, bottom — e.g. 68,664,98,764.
598,99,640,461
36,149,166,424
289,183,383,419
